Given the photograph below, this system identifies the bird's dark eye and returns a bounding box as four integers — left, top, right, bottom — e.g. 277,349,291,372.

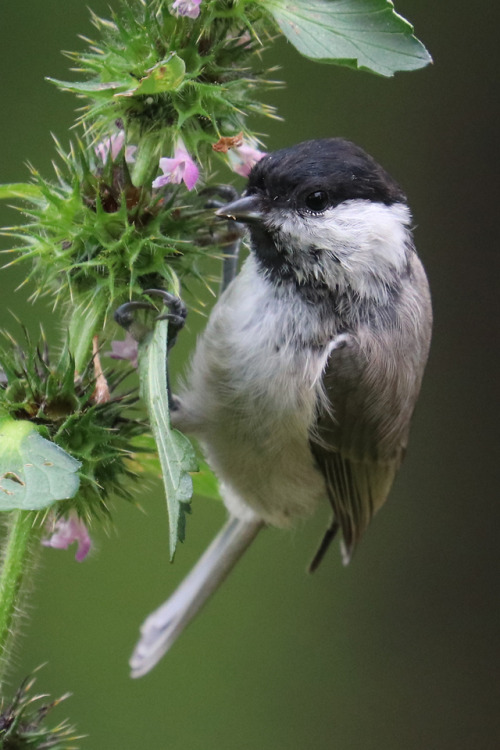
305,190,329,212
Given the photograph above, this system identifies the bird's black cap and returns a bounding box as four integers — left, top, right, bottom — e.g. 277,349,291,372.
246,138,406,209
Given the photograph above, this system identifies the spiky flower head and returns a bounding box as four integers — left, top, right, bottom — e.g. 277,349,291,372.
1,134,222,369
0,673,81,749
0,329,149,523
49,0,278,186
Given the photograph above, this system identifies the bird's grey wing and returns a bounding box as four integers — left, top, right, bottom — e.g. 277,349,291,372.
309,323,428,564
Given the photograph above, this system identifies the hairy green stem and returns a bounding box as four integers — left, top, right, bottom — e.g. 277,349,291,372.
0,510,39,688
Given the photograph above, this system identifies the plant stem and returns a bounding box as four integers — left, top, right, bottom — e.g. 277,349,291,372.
0,510,39,688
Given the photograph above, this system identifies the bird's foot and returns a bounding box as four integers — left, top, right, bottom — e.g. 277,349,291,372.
114,289,187,348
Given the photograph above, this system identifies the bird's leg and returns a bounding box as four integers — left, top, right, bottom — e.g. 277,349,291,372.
204,184,246,293
114,289,187,411
115,289,187,349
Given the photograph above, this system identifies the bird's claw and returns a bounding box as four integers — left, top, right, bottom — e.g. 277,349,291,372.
114,301,156,330
143,289,187,334
114,290,187,350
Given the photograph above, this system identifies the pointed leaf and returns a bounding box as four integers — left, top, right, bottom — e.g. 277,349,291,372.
263,0,432,76
115,56,186,98
138,320,197,560
0,418,81,511
47,77,130,97
0,183,44,201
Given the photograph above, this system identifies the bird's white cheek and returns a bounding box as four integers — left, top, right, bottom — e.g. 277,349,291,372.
274,201,412,302
318,201,411,271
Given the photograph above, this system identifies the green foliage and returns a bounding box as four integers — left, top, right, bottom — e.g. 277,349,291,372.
0,332,148,522
263,0,432,76
1,137,215,335
0,673,81,749
0,418,80,511
49,0,278,183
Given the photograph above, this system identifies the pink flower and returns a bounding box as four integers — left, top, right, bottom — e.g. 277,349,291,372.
107,331,139,369
125,144,137,163
95,131,136,164
42,513,92,562
152,145,199,191
230,144,267,177
172,0,201,19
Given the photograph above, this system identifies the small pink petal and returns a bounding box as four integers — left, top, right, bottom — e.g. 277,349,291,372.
42,514,92,562
232,144,267,177
152,148,199,191
95,131,126,163
110,131,126,160
158,156,180,173
125,145,137,163
106,332,139,369
152,173,171,189
181,155,200,190
172,0,201,18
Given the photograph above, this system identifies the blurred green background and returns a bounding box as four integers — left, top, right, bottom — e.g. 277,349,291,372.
1,2,499,748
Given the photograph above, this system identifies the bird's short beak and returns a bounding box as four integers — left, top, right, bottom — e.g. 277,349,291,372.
215,194,262,224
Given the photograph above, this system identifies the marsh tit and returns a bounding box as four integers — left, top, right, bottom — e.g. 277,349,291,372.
130,138,432,677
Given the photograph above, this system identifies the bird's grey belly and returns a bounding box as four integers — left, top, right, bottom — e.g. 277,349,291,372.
174,260,336,526
198,392,327,526
178,337,329,526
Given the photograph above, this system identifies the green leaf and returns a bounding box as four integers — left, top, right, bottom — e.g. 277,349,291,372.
0,418,81,511
47,77,131,97
138,320,197,560
262,0,432,76
48,55,186,102
115,55,186,98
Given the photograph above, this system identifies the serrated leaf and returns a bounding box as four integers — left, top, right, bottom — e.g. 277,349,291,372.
138,320,197,560
263,0,432,76
0,418,81,511
115,55,186,98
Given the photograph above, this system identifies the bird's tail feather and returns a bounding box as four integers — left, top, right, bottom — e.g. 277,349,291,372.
130,514,264,678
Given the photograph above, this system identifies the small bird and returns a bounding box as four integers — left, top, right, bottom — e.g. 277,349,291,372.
130,138,432,677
